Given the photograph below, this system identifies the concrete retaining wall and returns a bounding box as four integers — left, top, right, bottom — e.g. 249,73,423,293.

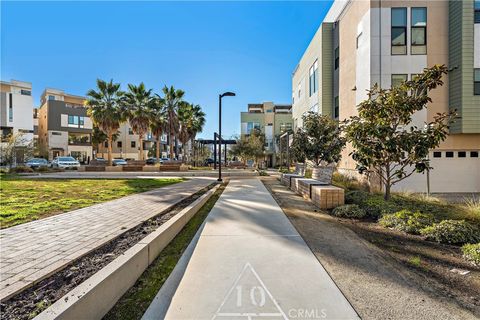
35,184,220,320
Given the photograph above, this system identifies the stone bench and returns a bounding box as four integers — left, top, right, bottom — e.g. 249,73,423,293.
297,179,328,199
310,185,345,210
281,174,303,188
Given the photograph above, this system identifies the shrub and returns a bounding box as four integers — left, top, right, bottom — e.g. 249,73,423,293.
332,204,367,219
379,210,434,234
36,166,50,172
10,166,34,173
462,243,480,266
258,170,268,176
345,190,369,204
421,220,480,245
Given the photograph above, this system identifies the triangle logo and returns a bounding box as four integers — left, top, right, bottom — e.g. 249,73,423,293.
212,263,287,319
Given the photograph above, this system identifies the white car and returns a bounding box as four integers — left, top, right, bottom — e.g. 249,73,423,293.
51,156,80,169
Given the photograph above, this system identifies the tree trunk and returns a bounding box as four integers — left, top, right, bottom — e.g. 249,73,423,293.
384,164,391,200
138,134,144,160
156,137,160,164
107,132,113,166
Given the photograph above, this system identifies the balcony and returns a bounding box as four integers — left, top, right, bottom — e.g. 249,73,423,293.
68,133,91,146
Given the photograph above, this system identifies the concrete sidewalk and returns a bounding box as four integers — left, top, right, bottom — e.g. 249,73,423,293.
143,178,358,320
0,178,213,301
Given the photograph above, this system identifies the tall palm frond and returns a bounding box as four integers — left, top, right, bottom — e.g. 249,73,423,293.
85,79,124,165
162,85,185,160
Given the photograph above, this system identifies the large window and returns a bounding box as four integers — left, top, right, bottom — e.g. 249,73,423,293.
309,60,318,96
411,8,427,54
246,122,261,134
20,89,31,96
392,74,408,87
334,47,339,70
280,122,292,133
68,115,85,128
391,8,407,55
475,69,480,95
8,93,13,122
475,0,480,23
48,95,55,101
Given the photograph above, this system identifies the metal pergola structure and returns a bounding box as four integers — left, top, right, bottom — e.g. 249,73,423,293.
194,133,236,168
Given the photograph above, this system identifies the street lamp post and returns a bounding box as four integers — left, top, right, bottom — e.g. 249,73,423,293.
218,91,236,182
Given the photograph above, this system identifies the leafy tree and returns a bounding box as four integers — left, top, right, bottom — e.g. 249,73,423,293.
343,65,454,200
0,133,34,169
231,129,265,167
85,79,124,166
122,83,156,160
291,112,345,166
149,97,167,162
162,86,185,160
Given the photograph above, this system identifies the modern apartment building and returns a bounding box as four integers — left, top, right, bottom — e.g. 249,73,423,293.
0,80,34,143
96,122,168,160
38,88,93,162
292,0,480,193
241,102,293,167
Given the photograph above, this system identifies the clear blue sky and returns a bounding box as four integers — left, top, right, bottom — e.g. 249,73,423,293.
1,1,332,139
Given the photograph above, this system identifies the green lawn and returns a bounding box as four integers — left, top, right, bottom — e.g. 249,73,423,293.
0,177,183,228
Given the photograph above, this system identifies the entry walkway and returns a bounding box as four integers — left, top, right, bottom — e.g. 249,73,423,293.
0,178,213,301
144,178,359,319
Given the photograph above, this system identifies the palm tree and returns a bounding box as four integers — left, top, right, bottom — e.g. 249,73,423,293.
178,103,206,163
149,97,167,163
122,83,155,161
178,102,194,162
85,79,124,166
162,86,185,160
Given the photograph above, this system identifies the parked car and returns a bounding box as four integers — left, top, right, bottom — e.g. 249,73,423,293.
25,158,48,169
50,156,80,169
112,159,128,166
146,158,164,165
204,158,219,166
94,157,106,162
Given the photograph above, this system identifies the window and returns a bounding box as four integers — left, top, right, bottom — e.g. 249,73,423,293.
471,151,479,157
391,8,407,55
20,89,31,96
266,109,273,113
391,74,408,87
309,60,318,96
334,96,339,119
52,132,61,136
131,141,136,148
128,127,134,135
458,151,466,158
475,0,480,23
79,117,85,128
334,47,339,70
8,93,13,122
475,69,480,95
411,8,427,54
280,122,292,133
117,141,122,148
446,151,454,158
104,141,108,148
356,32,363,49
246,122,261,134
433,151,441,158
48,95,55,101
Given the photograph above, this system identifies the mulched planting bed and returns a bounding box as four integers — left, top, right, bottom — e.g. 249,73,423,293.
341,219,480,314
0,183,217,320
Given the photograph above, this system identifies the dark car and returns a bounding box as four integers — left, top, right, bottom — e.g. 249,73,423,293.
146,158,164,165
25,158,48,169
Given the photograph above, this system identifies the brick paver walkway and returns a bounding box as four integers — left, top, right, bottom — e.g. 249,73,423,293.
0,178,213,301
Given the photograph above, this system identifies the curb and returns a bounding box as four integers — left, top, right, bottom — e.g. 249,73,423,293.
34,184,220,320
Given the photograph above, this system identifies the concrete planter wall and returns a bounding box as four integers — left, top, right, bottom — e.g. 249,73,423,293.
35,184,220,320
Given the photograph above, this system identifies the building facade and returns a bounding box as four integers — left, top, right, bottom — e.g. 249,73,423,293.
96,122,169,160
241,102,293,167
38,88,93,162
292,0,480,193
0,80,34,143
